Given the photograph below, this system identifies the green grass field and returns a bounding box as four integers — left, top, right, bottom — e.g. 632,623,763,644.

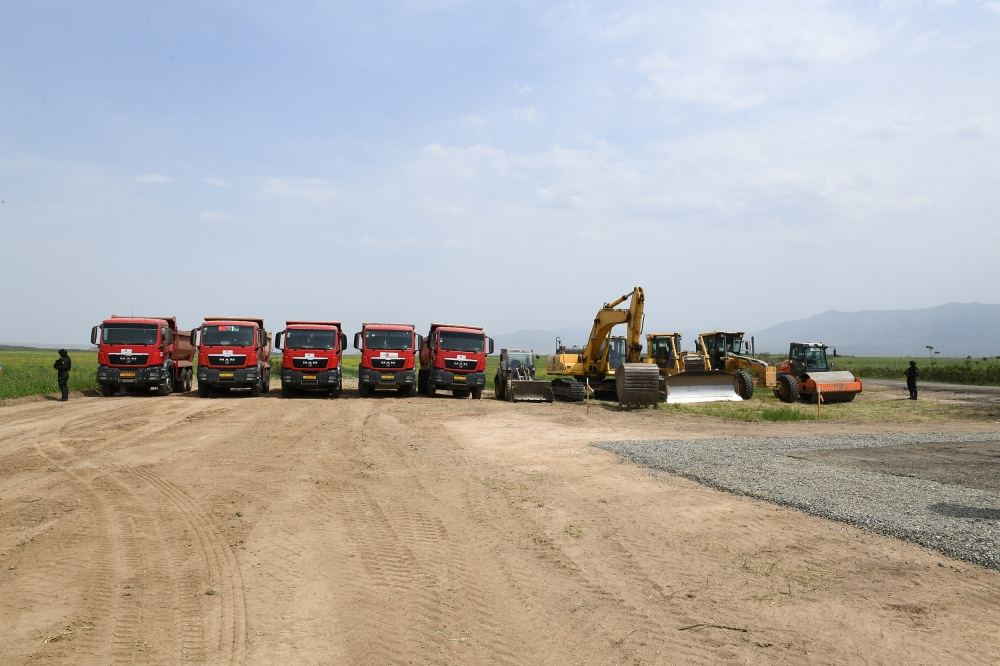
0,350,100,400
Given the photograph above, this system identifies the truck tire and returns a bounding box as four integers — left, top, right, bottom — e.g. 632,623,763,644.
329,385,342,398
250,377,262,397
181,370,192,392
262,367,271,393
776,375,800,403
397,385,413,397
358,383,370,397
472,387,483,400
494,375,505,400
427,380,437,397
157,372,174,396
281,384,293,398
418,370,428,394
198,382,211,398
734,369,754,400
101,384,116,397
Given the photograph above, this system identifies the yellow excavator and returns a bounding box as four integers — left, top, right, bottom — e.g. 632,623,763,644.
547,287,661,408
644,332,742,403
695,331,776,399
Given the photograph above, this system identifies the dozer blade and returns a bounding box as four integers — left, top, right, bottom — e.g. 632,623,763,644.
665,371,742,404
616,363,661,409
508,380,554,403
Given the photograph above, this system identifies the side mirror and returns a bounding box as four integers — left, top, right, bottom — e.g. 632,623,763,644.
535,354,541,361
340,333,347,351
191,328,200,347
162,327,173,346
488,337,495,354
91,325,100,346
418,335,425,351
353,332,362,350
274,331,284,350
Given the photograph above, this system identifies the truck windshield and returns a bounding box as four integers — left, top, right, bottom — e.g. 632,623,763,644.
202,325,254,347
366,330,412,350
285,329,336,350
103,324,158,345
440,331,484,352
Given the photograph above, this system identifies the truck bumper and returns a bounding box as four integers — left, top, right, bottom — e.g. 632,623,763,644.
432,369,485,390
198,366,260,388
98,364,165,387
282,368,342,389
359,368,416,388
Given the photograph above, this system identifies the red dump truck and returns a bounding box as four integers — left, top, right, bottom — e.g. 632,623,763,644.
354,323,421,397
193,317,271,397
418,322,493,399
274,321,347,398
91,315,195,396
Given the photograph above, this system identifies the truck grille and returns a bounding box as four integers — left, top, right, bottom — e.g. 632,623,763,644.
292,357,329,369
445,358,477,371
371,357,405,369
109,353,149,366
208,354,247,366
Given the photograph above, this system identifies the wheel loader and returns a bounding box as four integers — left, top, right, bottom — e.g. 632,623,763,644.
774,342,862,404
546,287,661,408
644,332,742,403
493,349,553,402
695,331,776,400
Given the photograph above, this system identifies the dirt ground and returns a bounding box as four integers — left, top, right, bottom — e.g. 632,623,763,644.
1,381,999,664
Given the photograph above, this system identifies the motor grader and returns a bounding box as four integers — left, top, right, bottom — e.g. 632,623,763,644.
546,287,661,408
644,332,741,403
774,342,862,403
695,331,776,400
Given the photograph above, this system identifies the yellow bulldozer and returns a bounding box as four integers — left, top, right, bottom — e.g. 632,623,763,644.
694,331,776,400
644,332,743,403
547,287,661,408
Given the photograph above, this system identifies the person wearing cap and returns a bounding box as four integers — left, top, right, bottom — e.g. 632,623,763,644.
53,349,72,401
904,360,918,400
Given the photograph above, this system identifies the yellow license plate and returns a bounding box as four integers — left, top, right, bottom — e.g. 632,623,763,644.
381,374,395,381
303,375,317,380
120,371,136,378
219,372,234,378
453,375,466,382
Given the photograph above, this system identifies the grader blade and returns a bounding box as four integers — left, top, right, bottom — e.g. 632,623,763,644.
616,363,662,409
664,371,743,404
507,379,554,403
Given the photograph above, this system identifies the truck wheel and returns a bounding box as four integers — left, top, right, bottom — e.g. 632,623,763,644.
358,383,370,397
329,385,342,398
735,369,754,400
427,380,437,397
198,382,210,398
397,385,413,397
101,384,116,397
281,384,293,398
181,371,192,392
776,375,800,403
261,367,271,393
157,373,174,396
418,370,428,394
250,378,262,397
472,387,483,400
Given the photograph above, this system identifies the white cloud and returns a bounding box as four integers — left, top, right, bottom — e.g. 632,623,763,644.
204,177,230,187
983,1,1000,14
133,173,172,184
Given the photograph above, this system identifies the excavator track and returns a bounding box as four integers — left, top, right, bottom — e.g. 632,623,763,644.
551,378,586,402
615,364,661,409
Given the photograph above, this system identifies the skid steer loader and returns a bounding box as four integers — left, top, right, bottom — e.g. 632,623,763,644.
645,333,742,403
494,349,553,402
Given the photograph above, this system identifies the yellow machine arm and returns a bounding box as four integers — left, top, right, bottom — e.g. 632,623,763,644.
581,287,645,376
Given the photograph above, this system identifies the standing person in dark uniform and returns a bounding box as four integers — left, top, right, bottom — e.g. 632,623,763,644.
53,349,71,401
904,360,918,400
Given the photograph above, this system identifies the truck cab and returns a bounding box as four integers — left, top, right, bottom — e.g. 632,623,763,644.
354,323,421,397
193,317,271,397
418,323,494,399
274,321,346,398
91,315,194,396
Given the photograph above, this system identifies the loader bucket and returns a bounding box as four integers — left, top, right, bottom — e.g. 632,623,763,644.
664,371,743,404
507,379,554,403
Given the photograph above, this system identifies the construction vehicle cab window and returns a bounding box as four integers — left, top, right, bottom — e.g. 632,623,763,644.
440,331,485,352
366,330,413,350
284,329,337,351
202,325,255,347
101,323,159,345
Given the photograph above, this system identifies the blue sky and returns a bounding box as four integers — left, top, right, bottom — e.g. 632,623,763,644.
2,1,999,345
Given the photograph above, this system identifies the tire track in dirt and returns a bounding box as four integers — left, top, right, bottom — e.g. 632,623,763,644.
105,459,247,665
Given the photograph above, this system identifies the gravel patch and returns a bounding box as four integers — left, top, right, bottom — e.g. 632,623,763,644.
596,432,1000,570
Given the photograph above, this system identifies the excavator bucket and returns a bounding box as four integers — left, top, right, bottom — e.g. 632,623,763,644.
616,363,662,409
809,371,863,403
664,371,743,404
507,379,554,403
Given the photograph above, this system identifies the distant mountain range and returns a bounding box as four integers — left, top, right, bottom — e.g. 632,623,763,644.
752,303,1000,356
496,303,1000,358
